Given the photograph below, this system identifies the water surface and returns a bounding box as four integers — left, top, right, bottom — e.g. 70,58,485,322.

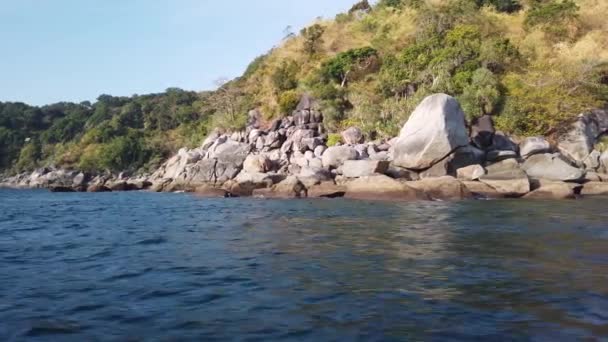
1,189,607,340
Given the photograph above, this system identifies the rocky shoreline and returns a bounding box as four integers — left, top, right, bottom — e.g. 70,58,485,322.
3,93,608,201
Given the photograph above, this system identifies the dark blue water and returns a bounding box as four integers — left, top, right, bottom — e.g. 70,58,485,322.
1,189,608,341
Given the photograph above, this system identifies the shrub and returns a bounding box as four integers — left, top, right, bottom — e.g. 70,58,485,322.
271,60,299,92
278,90,301,115
243,54,268,78
327,133,342,146
14,141,41,172
321,47,379,86
300,24,325,56
459,68,502,121
524,0,579,40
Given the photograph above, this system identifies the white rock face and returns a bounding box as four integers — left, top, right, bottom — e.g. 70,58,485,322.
392,94,469,170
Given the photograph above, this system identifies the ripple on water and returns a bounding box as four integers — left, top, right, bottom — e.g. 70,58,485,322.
23,321,82,337
135,237,168,245
1,190,608,340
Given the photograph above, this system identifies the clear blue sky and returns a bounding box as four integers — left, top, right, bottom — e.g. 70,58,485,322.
0,0,357,105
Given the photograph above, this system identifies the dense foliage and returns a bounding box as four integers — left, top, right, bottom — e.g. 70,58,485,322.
2,0,607,175
1,89,226,174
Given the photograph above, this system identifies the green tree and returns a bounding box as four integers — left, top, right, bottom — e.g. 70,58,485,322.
300,24,325,56
278,90,300,114
15,140,41,172
321,47,378,87
271,60,299,92
459,68,502,121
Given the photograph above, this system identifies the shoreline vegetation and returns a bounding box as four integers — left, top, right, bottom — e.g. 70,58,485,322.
1,0,608,201
3,93,608,201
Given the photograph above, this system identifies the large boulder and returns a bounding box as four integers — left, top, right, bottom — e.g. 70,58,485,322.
392,94,469,170
341,127,364,145
479,159,530,196
341,160,389,178
521,153,585,182
581,182,608,196
322,146,358,169
307,181,346,198
344,175,429,201
524,182,581,200
407,177,473,200
520,137,551,159
558,109,608,166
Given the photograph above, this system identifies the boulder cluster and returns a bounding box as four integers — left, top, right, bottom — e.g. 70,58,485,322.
3,93,608,200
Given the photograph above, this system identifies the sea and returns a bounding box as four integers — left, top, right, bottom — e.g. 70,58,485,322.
1,189,607,341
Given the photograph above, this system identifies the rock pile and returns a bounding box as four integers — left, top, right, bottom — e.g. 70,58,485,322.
4,94,608,200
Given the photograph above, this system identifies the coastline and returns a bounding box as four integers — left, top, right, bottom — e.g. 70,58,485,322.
3,94,608,201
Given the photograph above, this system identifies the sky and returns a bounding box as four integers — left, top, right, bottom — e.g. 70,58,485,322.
0,0,358,106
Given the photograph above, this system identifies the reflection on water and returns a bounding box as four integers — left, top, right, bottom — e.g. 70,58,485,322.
0,190,607,340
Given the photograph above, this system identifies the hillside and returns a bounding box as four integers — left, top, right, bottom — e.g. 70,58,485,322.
1,0,607,175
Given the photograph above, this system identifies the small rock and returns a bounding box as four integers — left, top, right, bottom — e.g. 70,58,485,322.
486,150,517,162
314,145,326,158
341,127,364,145
457,165,486,181
520,137,551,158
243,155,273,174
342,160,389,178
322,146,358,169
344,175,429,201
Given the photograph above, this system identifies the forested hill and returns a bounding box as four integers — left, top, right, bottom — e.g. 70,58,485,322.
2,0,607,175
